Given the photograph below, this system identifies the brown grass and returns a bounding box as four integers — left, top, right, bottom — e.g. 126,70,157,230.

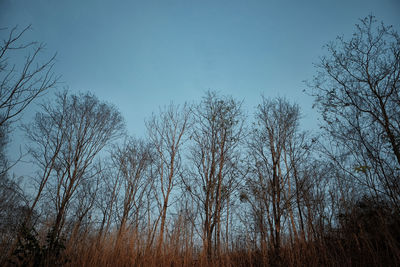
58,227,399,267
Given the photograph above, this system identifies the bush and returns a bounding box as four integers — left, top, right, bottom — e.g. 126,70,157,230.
10,225,68,267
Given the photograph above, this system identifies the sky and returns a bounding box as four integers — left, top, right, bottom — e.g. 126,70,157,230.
1,0,400,167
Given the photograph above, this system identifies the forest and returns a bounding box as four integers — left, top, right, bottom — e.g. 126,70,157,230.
0,15,399,266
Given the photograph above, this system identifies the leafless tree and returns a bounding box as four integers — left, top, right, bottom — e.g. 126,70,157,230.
111,137,153,240
0,124,8,176
0,25,58,127
95,159,122,242
23,91,124,244
309,15,400,208
145,103,190,253
185,91,244,259
67,161,102,243
0,25,59,263
245,97,304,258
0,25,58,232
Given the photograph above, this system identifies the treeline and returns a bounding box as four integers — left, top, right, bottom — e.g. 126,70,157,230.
0,16,399,266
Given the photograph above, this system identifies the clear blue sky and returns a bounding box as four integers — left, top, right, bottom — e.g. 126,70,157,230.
1,0,399,137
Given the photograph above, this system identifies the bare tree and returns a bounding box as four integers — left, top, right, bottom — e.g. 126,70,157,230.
23,91,124,245
68,161,102,243
0,25,58,226
245,97,304,259
111,137,153,240
309,15,400,208
0,124,8,177
145,103,190,253
185,91,244,259
95,159,122,242
0,25,58,127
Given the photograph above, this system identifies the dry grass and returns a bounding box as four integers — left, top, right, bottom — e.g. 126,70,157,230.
58,227,399,267
3,201,400,267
